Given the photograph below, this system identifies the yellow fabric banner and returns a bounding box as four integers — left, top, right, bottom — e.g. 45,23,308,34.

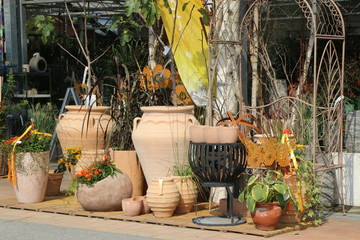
157,0,209,106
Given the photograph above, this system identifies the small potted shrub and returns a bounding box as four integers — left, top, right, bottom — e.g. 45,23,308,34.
239,170,299,231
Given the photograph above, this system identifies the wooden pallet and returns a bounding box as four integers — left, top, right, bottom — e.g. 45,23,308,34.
0,196,307,238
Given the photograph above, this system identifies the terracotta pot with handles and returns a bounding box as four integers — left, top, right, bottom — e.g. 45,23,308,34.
56,106,112,151
132,106,198,185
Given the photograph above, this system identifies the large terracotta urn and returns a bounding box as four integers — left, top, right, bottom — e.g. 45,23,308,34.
76,172,132,211
132,106,198,184
56,106,112,151
14,151,49,203
146,177,180,218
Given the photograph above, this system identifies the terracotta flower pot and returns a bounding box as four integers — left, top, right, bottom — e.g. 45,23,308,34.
189,125,207,143
251,202,282,231
146,177,180,218
111,150,146,197
217,127,239,143
122,198,142,216
13,151,49,203
204,126,219,143
173,176,198,214
76,172,132,211
45,171,64,196
132,106,198,185
56,105,112,151
135,196,151,214
220,198,249,217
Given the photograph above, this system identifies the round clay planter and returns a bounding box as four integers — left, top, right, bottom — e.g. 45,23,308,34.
13,152,49,203
189,125,207,143
251,202,282,231
132,106,198,185
122,198,142,216
217,127,239,143
56,105,112,151
220,198,249,217
76,172,132,211
45,171,64,196
146,177,180,218
173,176,198,214
135,196,151,214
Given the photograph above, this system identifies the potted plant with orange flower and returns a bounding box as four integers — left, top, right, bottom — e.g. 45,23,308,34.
70,154,133,211
45,147,81,196
6,102,57,204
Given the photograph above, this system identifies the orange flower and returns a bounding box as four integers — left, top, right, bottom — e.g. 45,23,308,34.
98,169,102,173
95,171,99,175
91,168,95,171
87,178,91,181
103,155,108,161
283,129,292,134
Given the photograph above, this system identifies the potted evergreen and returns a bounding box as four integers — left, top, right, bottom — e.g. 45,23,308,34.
239,170,299,231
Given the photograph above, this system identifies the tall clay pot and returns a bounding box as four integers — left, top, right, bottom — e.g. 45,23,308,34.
56,106,112,151
251,202,282,231
146,177,180,218
173,176,198,214
132,106,198,184
13,151,49,203
110,149,145,197
76,172,132,211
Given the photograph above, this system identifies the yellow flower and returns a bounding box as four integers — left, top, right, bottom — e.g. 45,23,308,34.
76,154,81,160
64,147,70,151
65,162,71,168
71,149,77,154
57,158,64,163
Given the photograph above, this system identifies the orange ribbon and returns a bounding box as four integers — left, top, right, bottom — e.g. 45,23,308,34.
7,124,34,186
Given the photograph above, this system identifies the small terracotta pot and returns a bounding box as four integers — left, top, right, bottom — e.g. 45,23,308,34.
135,196,151,214
122,198,142,216
45,171,64,196
251,202,282,231
217,127,239,143
219,198,249,217
189,125,206,143
204,126,219,143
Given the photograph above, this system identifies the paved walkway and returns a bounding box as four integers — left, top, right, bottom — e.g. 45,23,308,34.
1,177,360,240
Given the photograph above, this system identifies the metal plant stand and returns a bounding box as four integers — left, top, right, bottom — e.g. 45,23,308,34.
189,141,247,226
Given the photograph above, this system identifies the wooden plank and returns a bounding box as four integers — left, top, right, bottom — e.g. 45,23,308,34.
0,197,307,237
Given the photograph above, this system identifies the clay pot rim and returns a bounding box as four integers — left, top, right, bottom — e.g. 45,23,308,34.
122,197,142,203
65,105,110,113
140,106,194,113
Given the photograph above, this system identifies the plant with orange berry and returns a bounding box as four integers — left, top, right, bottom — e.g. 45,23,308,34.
71,155,121,188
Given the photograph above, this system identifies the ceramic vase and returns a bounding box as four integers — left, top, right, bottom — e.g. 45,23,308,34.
173,176,198,214
146,177,180,218
251,202,282,231
13,151,49,203
56,105,112,151
189,125,207,143
76,172,132,211
45,171,64,196
122,198,143,216
132,106,198,184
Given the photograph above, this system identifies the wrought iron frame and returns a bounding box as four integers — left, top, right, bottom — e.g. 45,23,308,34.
236,0,346,213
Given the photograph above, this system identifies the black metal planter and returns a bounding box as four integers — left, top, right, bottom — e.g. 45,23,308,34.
189,141,247,226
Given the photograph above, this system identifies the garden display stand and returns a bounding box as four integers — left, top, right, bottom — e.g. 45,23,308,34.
189,141,247,226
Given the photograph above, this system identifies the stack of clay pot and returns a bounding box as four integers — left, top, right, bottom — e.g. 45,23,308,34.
189,125,239,144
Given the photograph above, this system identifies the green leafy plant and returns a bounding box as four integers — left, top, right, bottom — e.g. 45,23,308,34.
71,155,122,188
26,15,56,44
27,102,57,134
0,75,28,139
54,147,81,173
295,156,324,226
239,170,299,213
